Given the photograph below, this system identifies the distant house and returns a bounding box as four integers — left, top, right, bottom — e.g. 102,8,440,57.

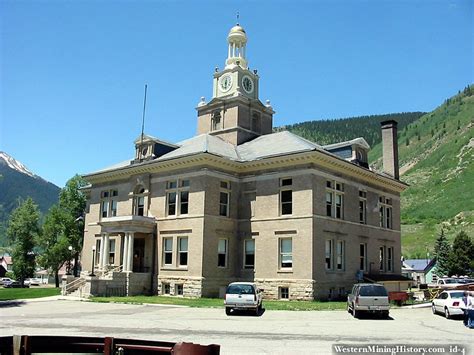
402,259,437,286
0,256,13,277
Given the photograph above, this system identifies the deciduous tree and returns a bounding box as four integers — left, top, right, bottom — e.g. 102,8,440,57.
37,205,71,287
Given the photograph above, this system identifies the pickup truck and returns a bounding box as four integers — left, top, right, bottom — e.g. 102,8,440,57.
224,282,263,316
347,283,390,318
428,278,466,289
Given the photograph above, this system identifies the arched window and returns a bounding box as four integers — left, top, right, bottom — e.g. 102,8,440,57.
133,186,146,216
212,111,221,131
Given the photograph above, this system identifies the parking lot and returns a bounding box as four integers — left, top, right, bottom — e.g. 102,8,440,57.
0,298,472,354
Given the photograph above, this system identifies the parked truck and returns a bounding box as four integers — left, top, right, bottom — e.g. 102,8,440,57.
347,283,390,318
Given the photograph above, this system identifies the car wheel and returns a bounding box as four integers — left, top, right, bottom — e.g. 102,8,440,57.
381,311,389,319
347,303,352,314
444,307,451,319
353,305,359,318
225,307,232,316
431,304,436,314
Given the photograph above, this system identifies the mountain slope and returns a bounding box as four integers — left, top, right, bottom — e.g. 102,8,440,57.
0,152,61,246
369,86,474,257
278,112,425,147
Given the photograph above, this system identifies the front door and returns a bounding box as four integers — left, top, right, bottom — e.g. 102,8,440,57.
133,238,145,272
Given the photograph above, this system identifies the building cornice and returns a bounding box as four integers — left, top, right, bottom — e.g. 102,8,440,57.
84,149,407,193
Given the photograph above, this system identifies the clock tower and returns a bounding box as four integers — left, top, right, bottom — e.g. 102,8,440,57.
196,24,274,145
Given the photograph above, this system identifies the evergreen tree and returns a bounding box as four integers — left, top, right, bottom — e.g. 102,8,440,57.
6,198,40,286
447,231,474,276
433,229,450,277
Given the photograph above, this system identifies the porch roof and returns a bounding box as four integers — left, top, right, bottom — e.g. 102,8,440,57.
98,215,156,234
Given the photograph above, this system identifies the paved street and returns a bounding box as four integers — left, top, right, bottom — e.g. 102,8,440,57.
0,298,472,354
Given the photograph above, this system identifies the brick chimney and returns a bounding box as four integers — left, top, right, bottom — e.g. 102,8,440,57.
380,120,399,180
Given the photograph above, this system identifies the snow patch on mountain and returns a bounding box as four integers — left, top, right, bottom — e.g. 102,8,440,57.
0,151,36,178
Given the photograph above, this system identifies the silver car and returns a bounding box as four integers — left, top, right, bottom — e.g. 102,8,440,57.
347,283,390,318
224,282,263,316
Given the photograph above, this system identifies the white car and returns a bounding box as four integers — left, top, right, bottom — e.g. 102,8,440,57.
224,282,263,316
24,278,41,286
431,290,466,319
0,277,13,286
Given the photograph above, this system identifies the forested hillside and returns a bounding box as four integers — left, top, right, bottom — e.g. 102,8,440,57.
369,85,474,257
277,112,425,147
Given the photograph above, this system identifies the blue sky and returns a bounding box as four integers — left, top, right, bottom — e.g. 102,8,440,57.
1,0,472,187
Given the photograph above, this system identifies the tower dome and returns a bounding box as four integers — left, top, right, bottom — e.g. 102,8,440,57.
226,24,248,69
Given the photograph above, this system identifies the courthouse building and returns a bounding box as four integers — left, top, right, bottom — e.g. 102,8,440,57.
77,24,407,300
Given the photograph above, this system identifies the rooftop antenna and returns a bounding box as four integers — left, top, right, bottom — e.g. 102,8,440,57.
139,84,147,161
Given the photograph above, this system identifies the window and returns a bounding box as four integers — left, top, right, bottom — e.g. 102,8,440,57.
279,287,289,300
175,284,184,296
359,243,367,271
279,238,292,269
178,237,188,267
244,239,255,269
359,191,367,224
218,239,228,267
95,239,101,265
131,186,146,216
100,190,118,218
219,181,230,217
379,196,393,229
379,246,385,271
101,200,109,218
180,191,189,214
162,283,170,295
325,240,333,270
326,181,344,219
163,238,173,266
387,247,394,272
211,111,221,131
109,239,116,265
280,178,293,215
166,180,190,216
336,241,345,270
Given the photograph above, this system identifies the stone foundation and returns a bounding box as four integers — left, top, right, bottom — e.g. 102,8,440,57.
255,278,315,301
157,276,203,298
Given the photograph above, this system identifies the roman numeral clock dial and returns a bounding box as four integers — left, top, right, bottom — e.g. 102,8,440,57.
242,75,254,94
220,75,233,93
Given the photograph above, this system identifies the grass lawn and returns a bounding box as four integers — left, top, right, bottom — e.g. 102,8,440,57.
91,295,346,311
0,287,61,301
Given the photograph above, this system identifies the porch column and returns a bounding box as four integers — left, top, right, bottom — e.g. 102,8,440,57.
123,232,129,272
99,234,106,269
127,232,135,273
103,233,110,269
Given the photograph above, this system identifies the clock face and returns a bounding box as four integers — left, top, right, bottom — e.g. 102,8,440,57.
220,75,233,92
242,75,254,93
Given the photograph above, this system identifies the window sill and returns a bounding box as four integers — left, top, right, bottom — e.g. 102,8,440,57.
277,269,293,274
160,267,188,271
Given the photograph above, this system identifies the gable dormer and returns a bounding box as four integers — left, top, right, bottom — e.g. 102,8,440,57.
324,138,370,168
133,134,178,163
